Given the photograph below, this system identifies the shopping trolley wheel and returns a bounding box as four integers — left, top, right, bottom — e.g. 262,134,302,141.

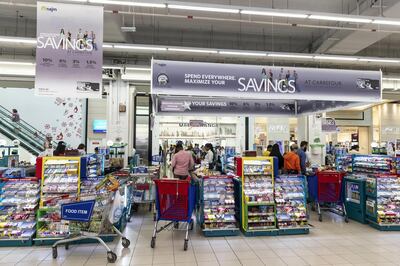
318,214,322,222
183,239,188,251
151,237,156,248
52,247,57,259
174,222,179,229
345,216,349,223
107,251,117,263
65,244,69,250
122,237,130,248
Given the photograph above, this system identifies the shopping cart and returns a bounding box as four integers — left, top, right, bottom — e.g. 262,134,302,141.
151,178,196,251
315,170,348,222
51,188,131,263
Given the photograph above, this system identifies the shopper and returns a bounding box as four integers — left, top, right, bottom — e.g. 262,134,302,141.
284,144,301,174
11,109,20,123
53,141,67,156
204,143,215,169
326,141,336,155
270,143,284,170
94,147,99,154
171,143,194,180
298,141,308,175
77,143,86,155
263,145,273,156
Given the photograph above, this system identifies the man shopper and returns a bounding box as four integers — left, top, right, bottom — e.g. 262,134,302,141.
298,141,308,175
171,143,194,180
284,144,301,174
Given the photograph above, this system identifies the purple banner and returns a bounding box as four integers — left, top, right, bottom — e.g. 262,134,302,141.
152,60,381,102
35,2,103,98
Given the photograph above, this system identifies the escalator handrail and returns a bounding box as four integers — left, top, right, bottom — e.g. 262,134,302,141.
0,105,57,147
0,118,44,151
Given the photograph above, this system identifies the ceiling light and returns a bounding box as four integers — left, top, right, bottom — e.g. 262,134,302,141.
113,45,167,51
102,44,113,48
268,53,313,59
359,58,399,63
102,65,123,69
372,19,400,26
314,55,358,61
168,48,218,54
0,37,36,44
383,77,400,81
219,51,267,56
168,4,239,14
0,61,35,66
61,0,88,2
125,67,151,71
89,0,166,8
309,14,372,23
240,10,308,19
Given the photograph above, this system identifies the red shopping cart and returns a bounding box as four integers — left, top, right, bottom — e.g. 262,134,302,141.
316,170,348,222
151,178,196,251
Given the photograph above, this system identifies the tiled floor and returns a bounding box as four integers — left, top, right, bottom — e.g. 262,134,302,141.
3,210,400,266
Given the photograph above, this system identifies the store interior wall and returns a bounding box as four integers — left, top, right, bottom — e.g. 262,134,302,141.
87,97,107,153
376,103,400,143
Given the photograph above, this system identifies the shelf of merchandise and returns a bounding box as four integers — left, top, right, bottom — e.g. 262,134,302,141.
343,174,367,224
198,175,239,237
365,174,400,231
35,157,81,243
0,177,39,246
395,157,400,176
352,155,396,175
240,157,278,236
80,154,104,179
274,175,309,235
336,155,353,172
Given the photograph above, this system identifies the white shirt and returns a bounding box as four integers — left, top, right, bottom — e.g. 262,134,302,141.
205,150,214,164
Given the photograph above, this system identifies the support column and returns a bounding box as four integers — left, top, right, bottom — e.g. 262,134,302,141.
106,74,135,166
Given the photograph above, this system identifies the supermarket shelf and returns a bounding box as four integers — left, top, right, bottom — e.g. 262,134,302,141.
246,201,275,206
278,227,310,235
242,228,278,237
366,218,400,231
0,237,33,247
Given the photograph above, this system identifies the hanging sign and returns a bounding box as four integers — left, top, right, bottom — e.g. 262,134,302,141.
35,2,103,98
321,118,338,132
152,59,381,102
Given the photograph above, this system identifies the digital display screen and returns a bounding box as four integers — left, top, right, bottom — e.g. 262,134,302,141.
93,120,107,133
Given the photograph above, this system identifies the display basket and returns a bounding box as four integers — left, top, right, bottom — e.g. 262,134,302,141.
151,177,196,251
51,182,131,263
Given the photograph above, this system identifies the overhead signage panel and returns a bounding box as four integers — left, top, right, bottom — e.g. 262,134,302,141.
35,2,103,98
152,59,381,102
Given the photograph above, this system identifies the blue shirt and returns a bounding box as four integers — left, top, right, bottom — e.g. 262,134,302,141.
297,149,307,174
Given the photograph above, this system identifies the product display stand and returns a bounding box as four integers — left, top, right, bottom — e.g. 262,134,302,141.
0,177,39,246
35,157,81,245
336,155,352,172
343,175,367,224
365,174,400,230
80,154,104,179
352,155,396,175
275,175,309,235
198,175,239,237
239,157,278,236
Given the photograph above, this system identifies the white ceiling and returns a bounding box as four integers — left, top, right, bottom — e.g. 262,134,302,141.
1,0,400,71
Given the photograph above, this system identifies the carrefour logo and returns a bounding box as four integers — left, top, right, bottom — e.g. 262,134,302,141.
41,6,58,12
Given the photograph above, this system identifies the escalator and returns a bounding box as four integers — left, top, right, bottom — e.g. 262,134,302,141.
0,105,57,156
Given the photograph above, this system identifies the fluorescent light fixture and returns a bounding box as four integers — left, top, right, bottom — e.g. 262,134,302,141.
168,48,218,54
113,45,167,51
268,53,313,59
102,44,113,48
125,67,151,71
359,58,399,63
219,51,267,56
309,14,372,23
102,65,123,69
0,61,35,66
62,0,87,2
314,55,358,61
373,19,400,26
383,77,400,81
89,0,166,8
0,37,36,44
168,4,239,14
240,10,308,19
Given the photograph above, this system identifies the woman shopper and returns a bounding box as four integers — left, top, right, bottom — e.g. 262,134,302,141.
270,143,284,171
53,141,67,156
171,143,194,180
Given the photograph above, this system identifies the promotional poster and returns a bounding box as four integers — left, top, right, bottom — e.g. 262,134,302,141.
152,59,382,102
35,2,103,98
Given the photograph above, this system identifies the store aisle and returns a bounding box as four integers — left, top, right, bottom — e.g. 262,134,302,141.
2,211,400,266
